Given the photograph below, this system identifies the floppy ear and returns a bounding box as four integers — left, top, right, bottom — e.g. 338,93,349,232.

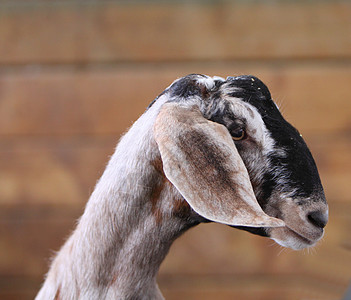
154,102,284,227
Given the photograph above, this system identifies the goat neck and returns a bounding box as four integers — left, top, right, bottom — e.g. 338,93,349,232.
36,95,201,300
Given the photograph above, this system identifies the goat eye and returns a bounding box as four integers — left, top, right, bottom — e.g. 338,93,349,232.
232,129,246,141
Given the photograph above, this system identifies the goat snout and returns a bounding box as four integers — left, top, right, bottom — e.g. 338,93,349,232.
307,210,328,229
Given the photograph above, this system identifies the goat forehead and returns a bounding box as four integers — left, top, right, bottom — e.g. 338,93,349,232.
225,75,272,101
221,75,283,121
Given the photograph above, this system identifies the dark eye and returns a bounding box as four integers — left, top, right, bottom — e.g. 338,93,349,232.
232,129,246,141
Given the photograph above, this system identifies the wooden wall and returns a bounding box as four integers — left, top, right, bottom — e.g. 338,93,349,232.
0,1,350,299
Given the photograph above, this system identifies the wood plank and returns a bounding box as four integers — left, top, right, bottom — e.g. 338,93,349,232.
0,205,82,277
0,275,43,300
0,2,350,64
0,68,160,136
0,136,115,205
271,66,351,136
0,205,82,300
305,135,351,205
0,63,350,136
0,273,344,300
159,274,344,300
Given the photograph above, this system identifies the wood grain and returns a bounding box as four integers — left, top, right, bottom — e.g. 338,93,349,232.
0,2,350,64
0,137,114,204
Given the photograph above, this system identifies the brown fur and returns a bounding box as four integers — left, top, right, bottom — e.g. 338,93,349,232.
150,157,164,175
172,197,191,218
54,287,61,300
149,174,166,224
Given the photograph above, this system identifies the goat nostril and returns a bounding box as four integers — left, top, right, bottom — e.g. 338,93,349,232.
307,210,328,229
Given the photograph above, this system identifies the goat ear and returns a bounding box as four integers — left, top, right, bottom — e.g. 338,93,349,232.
154,102,284,227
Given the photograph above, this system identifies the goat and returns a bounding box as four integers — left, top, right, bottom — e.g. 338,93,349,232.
36,74,328,300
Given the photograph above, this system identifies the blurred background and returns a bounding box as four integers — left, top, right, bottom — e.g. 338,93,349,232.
0,0,350,299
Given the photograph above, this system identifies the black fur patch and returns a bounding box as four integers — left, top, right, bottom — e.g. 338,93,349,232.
258,172,277,209
226,75,324,200
226,75,272,101
148,74,224,109
169,74,208,99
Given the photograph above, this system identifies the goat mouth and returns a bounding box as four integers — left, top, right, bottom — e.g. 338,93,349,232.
270,223,324,250
232,224,321,250
284,226,315,245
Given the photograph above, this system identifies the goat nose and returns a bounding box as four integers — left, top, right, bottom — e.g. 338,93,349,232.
307,210,328,229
